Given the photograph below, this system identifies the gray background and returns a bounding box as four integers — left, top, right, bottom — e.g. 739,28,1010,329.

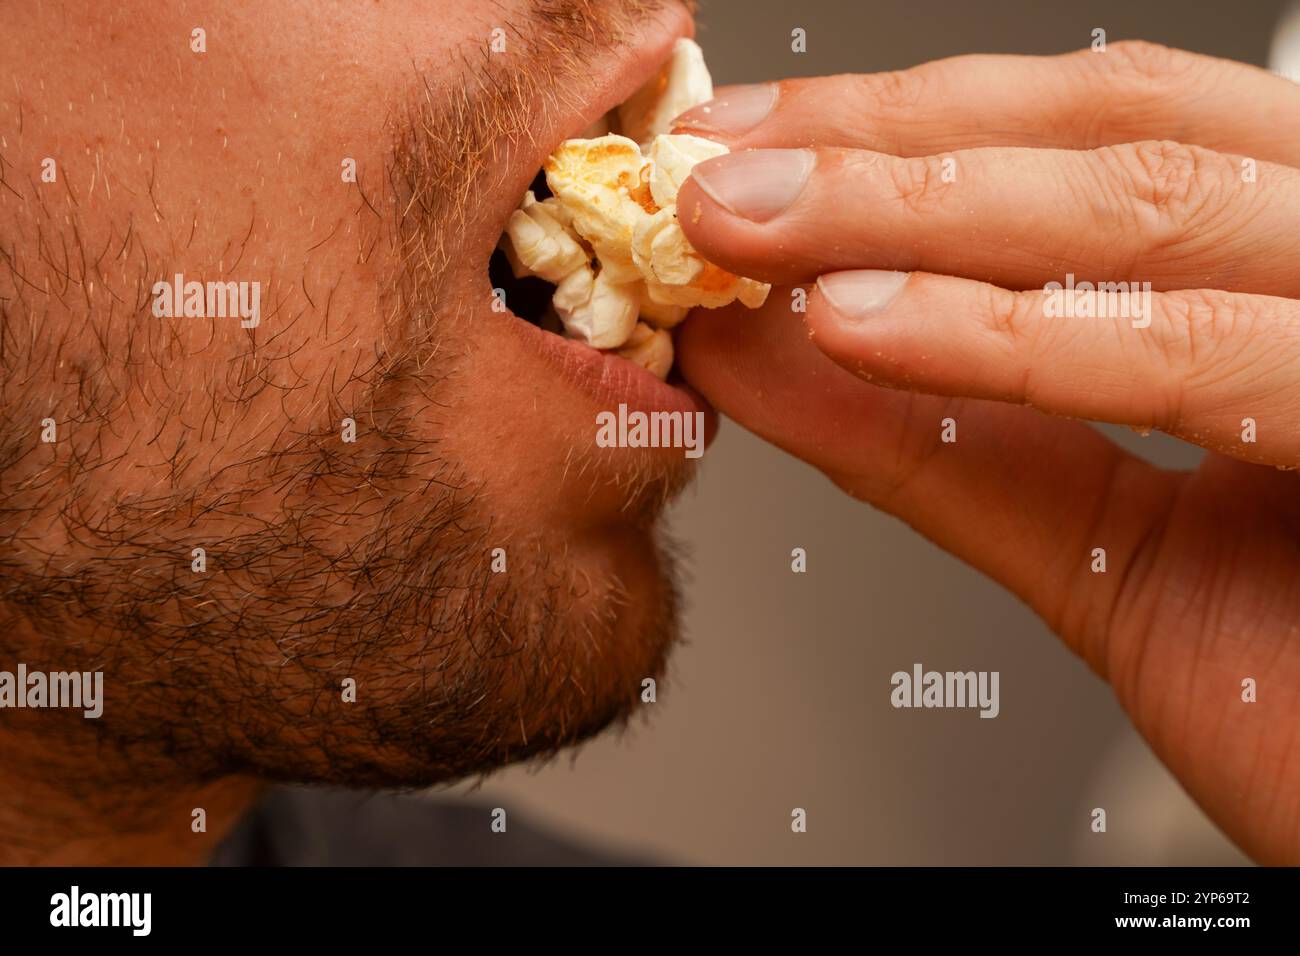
465,0,1291,864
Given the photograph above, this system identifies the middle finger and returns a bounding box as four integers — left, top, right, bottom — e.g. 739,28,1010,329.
677,140,1300,296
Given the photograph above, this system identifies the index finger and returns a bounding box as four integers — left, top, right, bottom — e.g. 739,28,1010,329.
673,42,1300,166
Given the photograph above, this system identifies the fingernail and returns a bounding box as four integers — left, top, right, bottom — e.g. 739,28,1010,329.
691,149,813,223
672,84,778,136
817,271,910,319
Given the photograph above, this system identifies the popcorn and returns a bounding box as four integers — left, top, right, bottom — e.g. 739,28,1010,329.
544,136,649,286
637,289,689,329
501,191,588,283
646,132,727,209
617,37,714,146
616,322,674,380
551,263,640,349
497,38,770,380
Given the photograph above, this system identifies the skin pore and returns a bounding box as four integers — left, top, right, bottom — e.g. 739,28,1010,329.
0,0,693,864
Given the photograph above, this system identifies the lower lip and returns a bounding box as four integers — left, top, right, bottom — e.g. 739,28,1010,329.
502,308,719,446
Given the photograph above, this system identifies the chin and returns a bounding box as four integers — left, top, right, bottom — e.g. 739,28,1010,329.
200,510,687,792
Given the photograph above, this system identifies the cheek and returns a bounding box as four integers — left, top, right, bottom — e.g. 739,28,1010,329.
411,301,593,531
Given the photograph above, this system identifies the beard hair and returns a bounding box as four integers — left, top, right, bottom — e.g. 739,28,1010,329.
0,348,686,788
0,0,692,794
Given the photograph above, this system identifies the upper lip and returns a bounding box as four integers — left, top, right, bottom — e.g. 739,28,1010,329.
465,3,713,426
474,6,696,267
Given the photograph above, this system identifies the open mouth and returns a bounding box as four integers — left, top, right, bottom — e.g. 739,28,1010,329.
488,36,769,396
487,167,568,336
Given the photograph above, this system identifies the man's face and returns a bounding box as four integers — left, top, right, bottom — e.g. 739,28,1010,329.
0,0,701,788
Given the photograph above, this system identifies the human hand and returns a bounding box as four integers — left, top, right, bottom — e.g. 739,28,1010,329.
673,42,1300,864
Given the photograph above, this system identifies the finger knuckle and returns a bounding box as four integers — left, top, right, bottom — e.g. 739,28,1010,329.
824,392,962,511
876,393,965,508
1164,289,1266,374
982,285,1052,399
1102,140,1237,227
1146,290,1201,372
885,154,955,215
853,67,929,116
1060,42,1209,148
1101,40,1202,85
982,284,1028,340
1149,290,1274,433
